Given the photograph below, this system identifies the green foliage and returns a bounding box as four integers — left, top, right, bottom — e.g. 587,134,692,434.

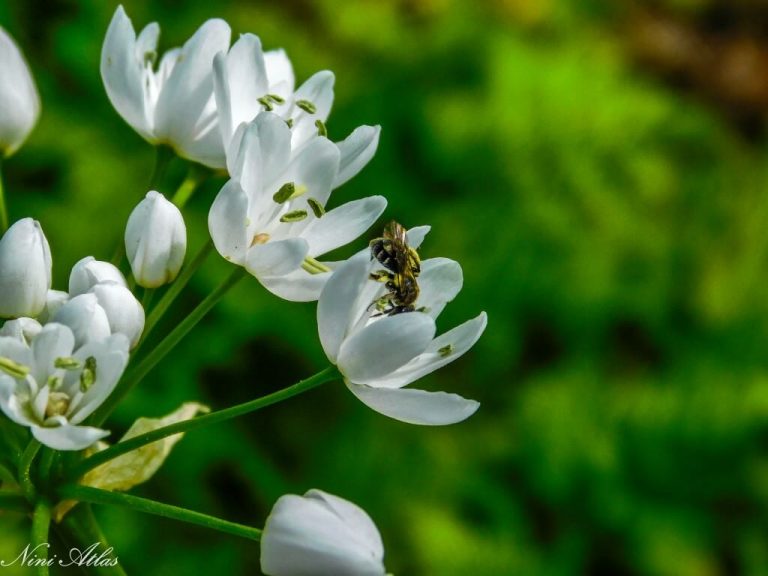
3,0,768,574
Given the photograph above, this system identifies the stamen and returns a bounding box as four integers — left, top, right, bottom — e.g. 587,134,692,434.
251,233,270,246
315,119,327,137
267,93,285,104
80,356,97,392
280,210,308,223
47,375,63,390
286,118,294,128
438,344,454,357
301,257,332,275
54,357,80,370
273,183,308,204
296,100,317,114
257,96,274,111
307,198,325,218
0,357,30,379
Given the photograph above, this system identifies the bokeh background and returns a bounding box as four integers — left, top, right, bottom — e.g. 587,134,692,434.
2,0,768,574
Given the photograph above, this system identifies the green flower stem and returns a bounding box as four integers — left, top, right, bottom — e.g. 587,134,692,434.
59,485,263,542
54,504,126,576
171,164,207,209
90,266,248,426
71,365,339,481
19,439,41,501
140,286,155,313
0,489,28,513
37,448,57,493
135,239,214,351
31,500,52,576
148,145,175,193
0,158,7,233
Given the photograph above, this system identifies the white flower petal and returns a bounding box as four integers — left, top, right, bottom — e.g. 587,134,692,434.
290,70,335,148
370,312,488,390
302,196,387,257
153,18,231,161
0,374,35,426
100,6,154,140
0,26,40,156
333,125,381,188
347,384,479,426
90,283,145,348
208,179,251,264
337,313,435,384
317,252,370,362
305,490,384,557
261,490,385,576
52,294,111,349
245,238,309,278
406,225,430,249
258,263,339,303
0,317,42,344
32,423,110,451
69,256,127,296
415,258,463,319
30,323,75,386
264,48,295,97
0,218,52,319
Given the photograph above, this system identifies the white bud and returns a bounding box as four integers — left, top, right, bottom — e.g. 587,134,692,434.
0,218,51,318
0,317,42,344
69,256,127,296
52,293,111,348
125,191,187,288
38,290,70,323
90,282,145,348
0,27,40,157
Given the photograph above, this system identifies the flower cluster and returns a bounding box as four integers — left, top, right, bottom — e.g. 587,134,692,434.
0,6,488,575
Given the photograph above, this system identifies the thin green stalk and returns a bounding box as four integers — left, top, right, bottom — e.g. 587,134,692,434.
136,239,214,350
0,489,28,513
171,165,207,209
59,485,262,541
55,504,126,576
90,266,247,426
37,448,57,493
148,145,175,193
71,366,339,481
19,439,41,501
140,286,155,312
31,500,52,576
0,462,16,486
0,158,7,233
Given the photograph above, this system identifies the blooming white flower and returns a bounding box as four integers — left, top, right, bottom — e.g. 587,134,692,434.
317,233,487,425
208,112,386,301
101,5,231,168
261,489,385,576
213,34,380,187
0,26,40,157
125,191,186,288
0,323,129,450
69,256,127,296
0,218,52,319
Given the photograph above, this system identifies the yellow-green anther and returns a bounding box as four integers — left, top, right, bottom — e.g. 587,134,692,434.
0,357,30,379
286,118,294,128
438,344,454,357
280,210,308,223
296,100,316,114
143,51,157,66
301,257,332,275
54,357,80,370
273,182,296,204
315,119,327,137
268,93,285,104
258,96,274,111
307,198,325,218
80,356,97,392
47,375,63,390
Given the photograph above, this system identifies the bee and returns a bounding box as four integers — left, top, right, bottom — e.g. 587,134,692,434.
369,221,421,277
369,221,421,316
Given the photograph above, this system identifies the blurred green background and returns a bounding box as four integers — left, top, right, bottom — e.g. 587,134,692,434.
3,0,768,574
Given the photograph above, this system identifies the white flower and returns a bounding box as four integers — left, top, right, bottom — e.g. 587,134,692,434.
125,191,186,288
213,34,380,188
208,112,386,301
52,294,111,349
69,256,127,296
317,233,487,425
90,282,145,348
0,317,42,345
0,323,129,450
100,5,231,168
261,489,385,576
0,218,52,319
0,26,40,157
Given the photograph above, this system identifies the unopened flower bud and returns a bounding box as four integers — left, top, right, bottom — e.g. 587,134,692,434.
0,218,51,318
69,256,127,296
52,293,111,348
125,191,187,288
0,27,40,157
90,282,145,348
